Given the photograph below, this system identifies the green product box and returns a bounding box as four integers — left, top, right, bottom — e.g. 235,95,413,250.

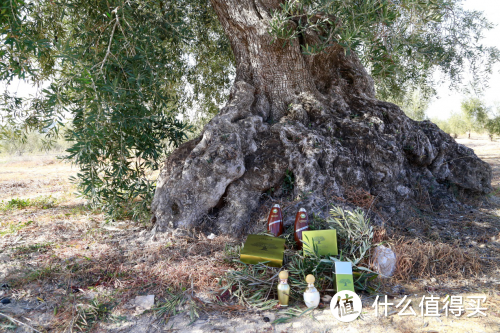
240,234,285,267
302,230,338,256
335,261,355,293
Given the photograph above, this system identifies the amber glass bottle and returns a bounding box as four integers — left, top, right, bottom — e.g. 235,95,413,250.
294,208,309,249
267,204,284,237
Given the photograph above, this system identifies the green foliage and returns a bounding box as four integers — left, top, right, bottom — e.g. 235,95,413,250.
0,125,69,155
0,196,56,211
430,117,452,135
447,112,468,136
14,242,52,255
460,97,489,135
154,290,185,318
432,97,499,139
269,0,499,102
154,290,202,325
271,307,315,325
0,317,17,331
221,263,280,310
391,88,430,121
485,117,500,140
0,0,54,82
55,1,195,217
74,299,115,332
0,0,233,219
0,220,33,236
1,198,30,210
327,206,374,265
484,104,500,140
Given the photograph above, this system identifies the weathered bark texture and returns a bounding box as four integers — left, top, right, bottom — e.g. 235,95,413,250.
151,0,491,234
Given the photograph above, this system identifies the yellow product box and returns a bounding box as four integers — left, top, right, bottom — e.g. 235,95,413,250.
302,230,338,256
240,234,285,267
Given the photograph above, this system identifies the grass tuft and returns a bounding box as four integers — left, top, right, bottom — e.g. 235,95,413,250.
73,299,116,332
221,263,280,310
14,242,52,256
0,220,34,236
0,195,57,211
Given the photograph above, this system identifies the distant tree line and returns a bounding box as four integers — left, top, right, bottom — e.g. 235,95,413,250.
430,98,500,141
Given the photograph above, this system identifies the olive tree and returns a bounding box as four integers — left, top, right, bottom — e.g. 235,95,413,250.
1,0,496,229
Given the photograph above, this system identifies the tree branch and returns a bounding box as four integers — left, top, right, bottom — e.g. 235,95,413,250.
99,7,119,73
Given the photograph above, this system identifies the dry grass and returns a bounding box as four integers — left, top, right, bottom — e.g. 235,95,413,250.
1,140,500,331
3,228,238,331
392,237,482,282
372,226,389,244
8,234,236,296
0,153,80,201
335,185,377,211
123,235,236,294
0,153,240,330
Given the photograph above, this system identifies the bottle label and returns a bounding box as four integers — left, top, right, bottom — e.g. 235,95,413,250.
269,220,282,226
295,225,309,233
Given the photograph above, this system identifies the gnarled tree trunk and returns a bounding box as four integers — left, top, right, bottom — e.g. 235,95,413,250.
151,0,491,235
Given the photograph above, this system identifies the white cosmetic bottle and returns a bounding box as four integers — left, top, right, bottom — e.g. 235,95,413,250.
303,274,320,308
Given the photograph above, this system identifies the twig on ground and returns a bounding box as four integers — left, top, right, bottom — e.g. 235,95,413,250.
0,312,42,333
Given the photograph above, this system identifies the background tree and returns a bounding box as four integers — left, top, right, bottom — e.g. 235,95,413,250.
1,0,498,224
398,88,430,121
431,99,500,141
448,112,468,138
485,104,500,141
460,97,489,138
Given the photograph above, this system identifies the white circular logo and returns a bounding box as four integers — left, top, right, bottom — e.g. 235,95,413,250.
330,290,362,322
273,209,278,213
300,213,306,218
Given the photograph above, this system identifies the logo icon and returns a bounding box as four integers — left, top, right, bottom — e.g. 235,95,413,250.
273,209,278,213
300,213,306,218
313,236,325,244
330,290,362,322
251,242,277,251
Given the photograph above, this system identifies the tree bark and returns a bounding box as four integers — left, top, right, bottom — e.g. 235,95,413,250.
151,0,491,235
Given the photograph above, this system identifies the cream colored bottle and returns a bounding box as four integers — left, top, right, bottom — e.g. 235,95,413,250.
277,270,290,307
303,274,320,308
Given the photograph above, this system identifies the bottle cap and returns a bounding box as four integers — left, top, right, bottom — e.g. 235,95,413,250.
279,271,288,279
306,274,315,284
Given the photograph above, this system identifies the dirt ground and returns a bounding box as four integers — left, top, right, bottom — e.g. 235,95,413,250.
456,137,500,189
1,138,500,332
